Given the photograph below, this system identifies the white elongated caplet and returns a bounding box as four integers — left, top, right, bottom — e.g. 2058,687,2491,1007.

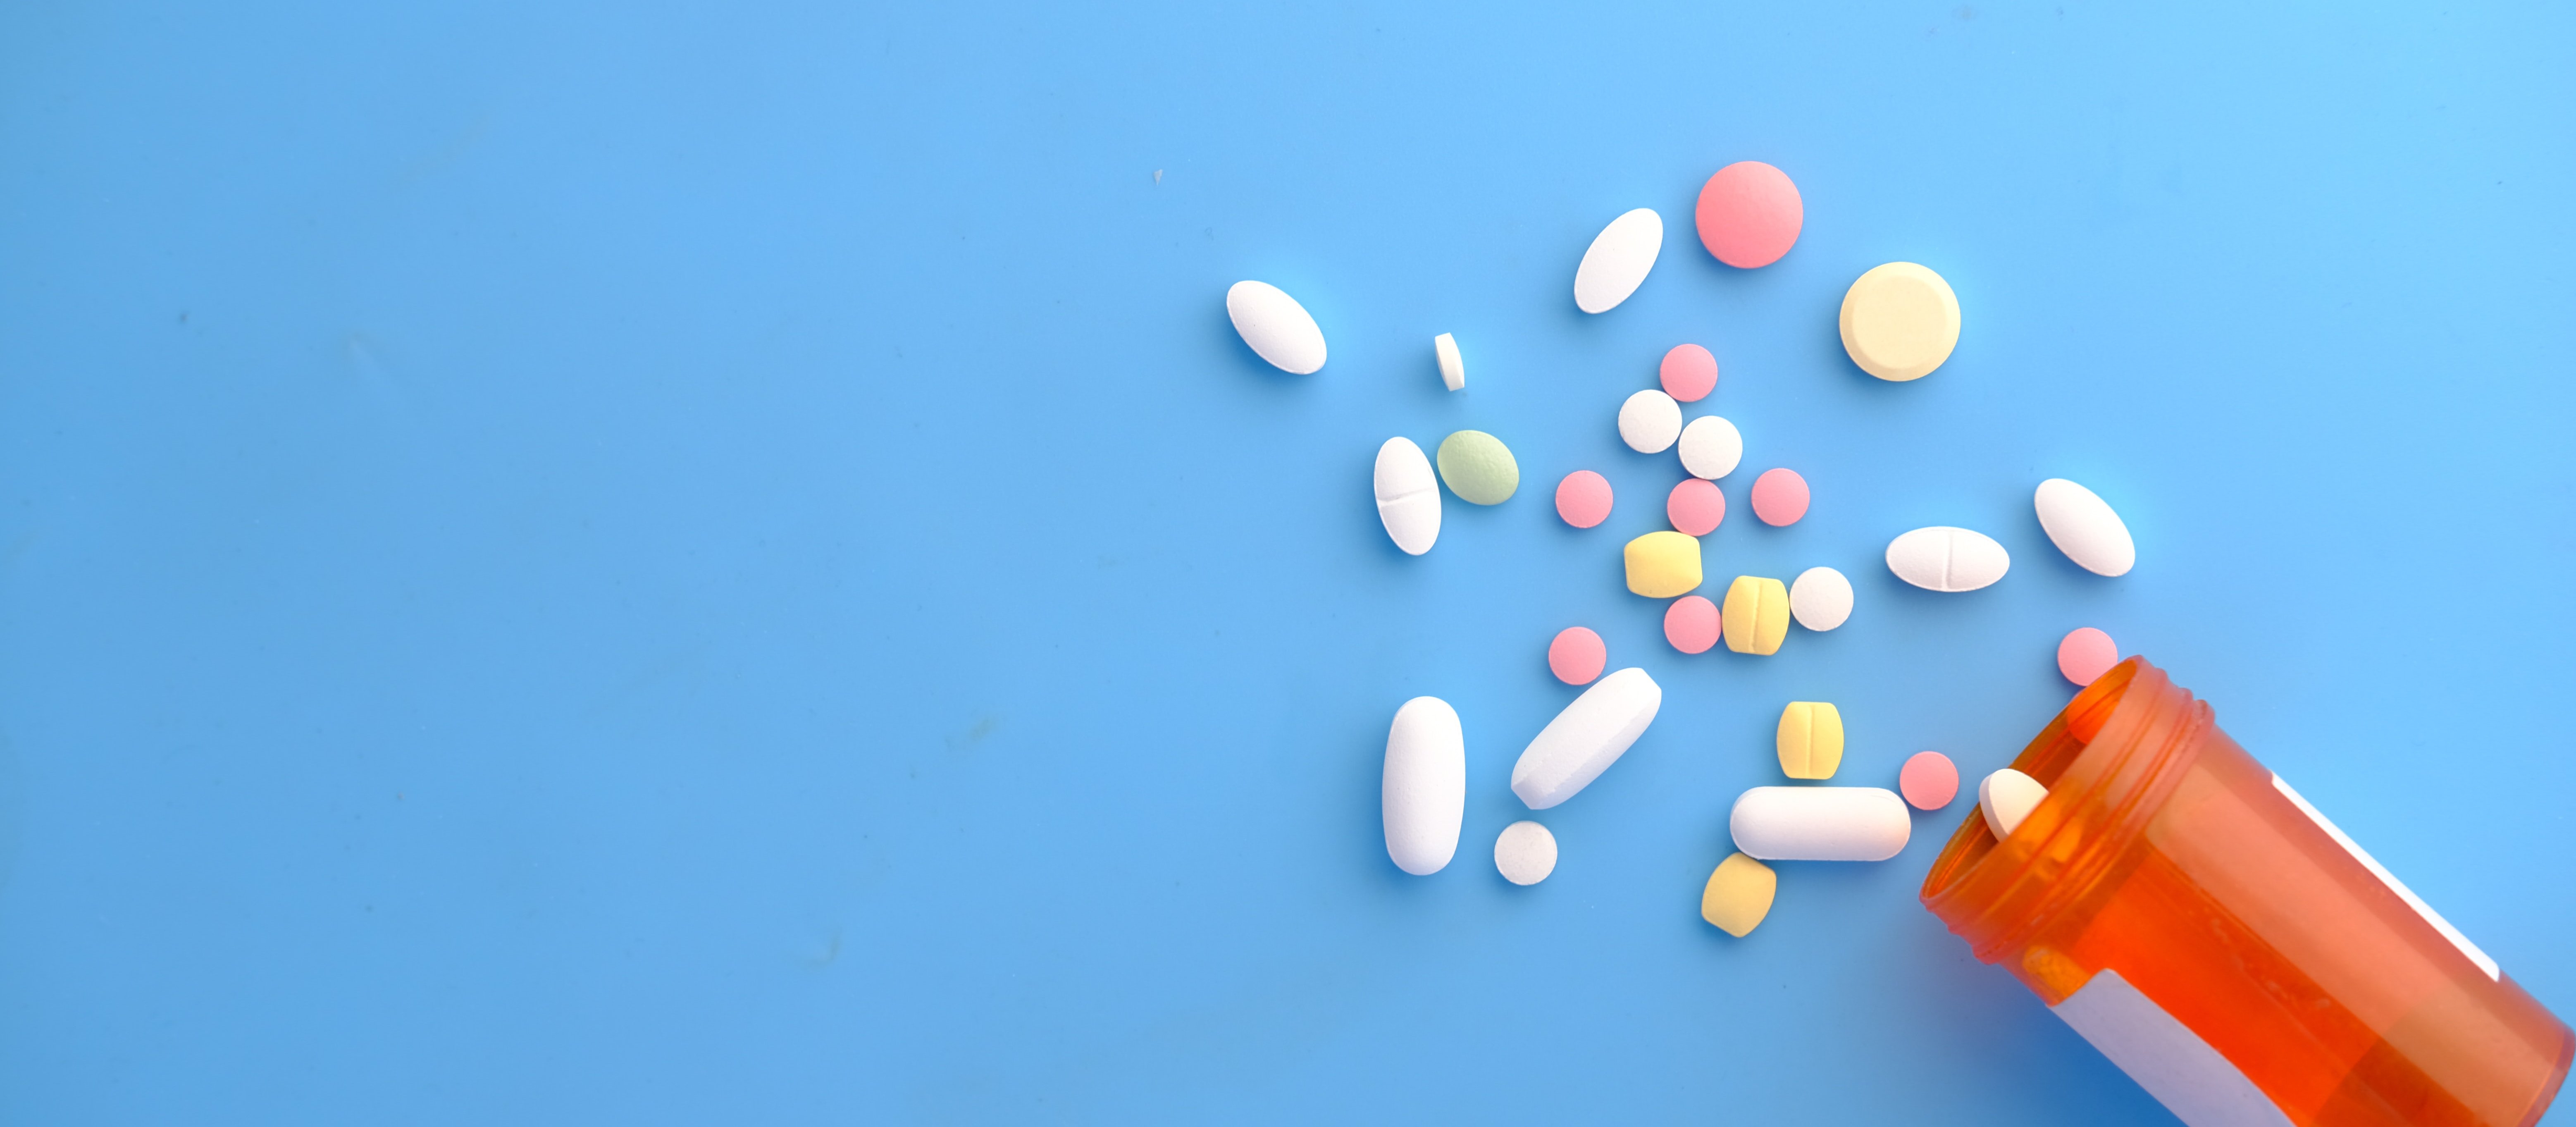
1510,667,1661,809
1574,208,1663,314
1729,786,1911,861
1885,526,2011,592
2034,478,2135,577
1225,280,1326,374
1383,697,1465,875
1372,437,1441,555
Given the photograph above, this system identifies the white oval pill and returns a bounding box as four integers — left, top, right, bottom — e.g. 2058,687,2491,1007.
1676,415,1743,480
1372,437,1441,556
1980,768,2049,841
1618,390,1683,454
1433,332,1465,392
2033,478,2135,578
1884,526,2011,592
1573,208,1663,314
1789,566,1853,630
1728,786,1911,862
1510,666,1661,810
1494,821,1558,886
1383,697,1465,875
1225,280,1326,374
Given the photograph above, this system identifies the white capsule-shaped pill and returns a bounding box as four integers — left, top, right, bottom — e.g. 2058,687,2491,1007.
1677,415,1743,480
1510,666,1661,810
1373,437,1441,556
1980,768,2049,842
1383,697,1465,875
1618,390,1683,454
1433,332,1465,392
1573,208,1663,314
1729,786,1911,861
1884,526,2011,592
1789,566,1853,630
2033,478,2135,578
1225,280,1326,374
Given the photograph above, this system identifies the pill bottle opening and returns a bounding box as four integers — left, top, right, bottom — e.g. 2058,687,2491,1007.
1920,656,2206,962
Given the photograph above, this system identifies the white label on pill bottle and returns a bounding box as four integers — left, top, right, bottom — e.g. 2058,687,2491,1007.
2271,774,2500,981
2051,969,2295,1127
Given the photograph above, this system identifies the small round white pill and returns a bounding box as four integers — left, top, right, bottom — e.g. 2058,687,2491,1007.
1618,390,1683,454
2033,478,2135,577
1980,768,2049,842
1789,567,1853,630
1884,526,2011,592
1224,281,1326,374
1676,415,1743,479
1573,208,1664,314
1494,821,1558,885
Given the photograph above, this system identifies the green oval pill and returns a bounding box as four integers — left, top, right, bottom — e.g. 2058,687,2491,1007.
1436,430,1519,505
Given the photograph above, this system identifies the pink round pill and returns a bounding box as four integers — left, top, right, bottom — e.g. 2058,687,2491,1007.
1555,470,1613,529
1659,344,1719,403
1662,596,1720,655
1665,478,1726,536
2058,627,2119,686
1548,626,1607,685
1748,468,1809,526
1900,751,1959,811
1694,161,1803,269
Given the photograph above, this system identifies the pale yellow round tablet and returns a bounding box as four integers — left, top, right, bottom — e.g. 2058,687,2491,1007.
1838,262,1959,381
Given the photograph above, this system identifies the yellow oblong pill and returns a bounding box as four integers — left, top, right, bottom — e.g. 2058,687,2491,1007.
1839,262,1960,381
1701,852,1777,937
1721,575,1789,654
1624,531,1703,598
1775,701,1844,780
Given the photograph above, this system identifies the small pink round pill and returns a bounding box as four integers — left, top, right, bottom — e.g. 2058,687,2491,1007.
1694,161,1803,269
1555,470,1613,529
1549,626,1607,685
2058,627,2118,686
1659,344,1718,403
1748,468,1809,526
1900,751,1959,810
1665,478,1726,536
1662,596,1720,655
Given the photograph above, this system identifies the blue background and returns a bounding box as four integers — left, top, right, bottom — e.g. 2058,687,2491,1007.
1,0,2569,1122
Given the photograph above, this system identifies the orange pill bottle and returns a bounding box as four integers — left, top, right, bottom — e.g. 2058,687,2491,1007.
1922,657,2571,1127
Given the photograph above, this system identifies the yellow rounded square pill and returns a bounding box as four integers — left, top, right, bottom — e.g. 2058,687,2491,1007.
1701,852,1777,937
1775,701,1844,780
1623,532,1702,598
1721,575,1789,654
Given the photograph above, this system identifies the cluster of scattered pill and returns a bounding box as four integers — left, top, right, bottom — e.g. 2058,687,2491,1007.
1224,160,2140,931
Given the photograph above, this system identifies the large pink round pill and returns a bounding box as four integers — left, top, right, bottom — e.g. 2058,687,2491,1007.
1900,751,1959,811
1662,596,1720,655
2058,627,2119,686
1555,470,1613,529
1548,627,1606,685
1666,478,1726,536
1748,468,1809,526
1659,344,1719,403
1694,161,1803,269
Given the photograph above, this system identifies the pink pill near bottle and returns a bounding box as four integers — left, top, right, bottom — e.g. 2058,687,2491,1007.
1659,344,1719,403
1663,596,1720,655
2058,627,2118,686
1548,627,1607,685
1900,751,1959,810
1694,161,1803,269
1666,478,1726,536
1749,468,1809,526
1555,470,1613,529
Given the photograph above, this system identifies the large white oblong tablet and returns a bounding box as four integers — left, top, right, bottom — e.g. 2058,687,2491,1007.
1789,566,1853,630
1510,666,1661,809
1373,437,1441,556
1884,526,2011,592
1677,415,1743,479
2033,478,2135,577
1225,280,1326,374
1729,786,1911,861
1618,390,1683,454
1573,208,1663,314
1383,697,1465,875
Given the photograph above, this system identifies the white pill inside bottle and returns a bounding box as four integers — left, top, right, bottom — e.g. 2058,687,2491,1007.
1729,786,1911,861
